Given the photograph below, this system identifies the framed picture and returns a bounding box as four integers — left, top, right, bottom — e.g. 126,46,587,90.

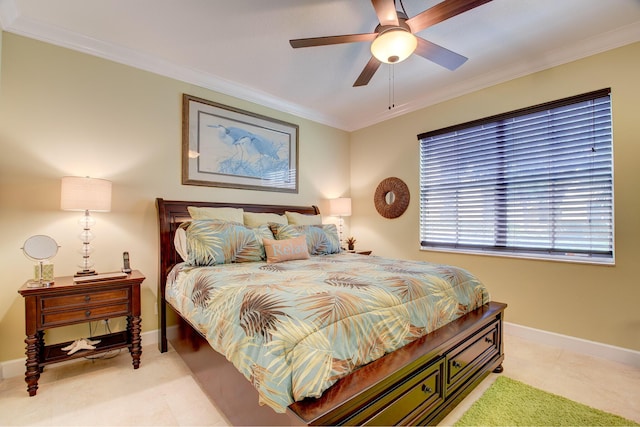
182,94,299,193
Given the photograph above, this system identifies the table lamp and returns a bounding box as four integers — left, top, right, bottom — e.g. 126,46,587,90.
60,176,112,276
328,197,351,248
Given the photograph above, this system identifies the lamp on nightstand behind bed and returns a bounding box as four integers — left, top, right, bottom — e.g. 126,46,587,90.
60,176,112,277
328,197,351,248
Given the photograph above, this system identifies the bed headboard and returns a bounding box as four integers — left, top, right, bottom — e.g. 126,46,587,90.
155,197,320,350
156,198,320,277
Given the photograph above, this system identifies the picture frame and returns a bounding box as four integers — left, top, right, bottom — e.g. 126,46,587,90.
182,94,299,193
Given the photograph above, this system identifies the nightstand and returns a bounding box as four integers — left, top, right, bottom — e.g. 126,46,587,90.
17,270,145,396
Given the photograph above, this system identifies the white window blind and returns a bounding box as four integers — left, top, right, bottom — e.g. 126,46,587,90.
418,89,613,263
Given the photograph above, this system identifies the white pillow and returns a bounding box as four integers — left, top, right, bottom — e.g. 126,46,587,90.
174,227,188,261
187,206,244,223
285,211,322,225
243,212,287,227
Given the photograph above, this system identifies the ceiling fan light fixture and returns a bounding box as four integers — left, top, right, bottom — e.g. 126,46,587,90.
371,28,417,64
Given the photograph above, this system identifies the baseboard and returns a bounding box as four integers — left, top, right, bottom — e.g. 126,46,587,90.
3,324,637,380
505,321,640,369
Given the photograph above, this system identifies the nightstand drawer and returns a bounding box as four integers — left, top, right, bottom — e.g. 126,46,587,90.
41,302,130,327
41,289,129,311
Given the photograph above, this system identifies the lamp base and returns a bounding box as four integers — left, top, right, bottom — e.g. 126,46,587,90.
74,269,97,277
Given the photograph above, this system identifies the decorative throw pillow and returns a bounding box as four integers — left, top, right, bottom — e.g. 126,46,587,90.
263,236,310,263
269,223,341,255
184,220,265,266
285,211,323,225
187,206,244,223
243,212,288,227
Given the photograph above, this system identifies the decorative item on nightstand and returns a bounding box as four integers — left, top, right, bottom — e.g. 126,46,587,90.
60,176,112,276
346,236,356,251
329,197,351,248
21,235,59,288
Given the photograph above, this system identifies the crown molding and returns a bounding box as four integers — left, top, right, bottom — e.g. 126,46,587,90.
2,0,639,132
0,0,347,130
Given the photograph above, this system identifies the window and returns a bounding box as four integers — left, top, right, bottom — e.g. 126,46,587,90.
418,89,613,264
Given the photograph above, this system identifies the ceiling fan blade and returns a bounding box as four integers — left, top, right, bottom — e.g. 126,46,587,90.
290,33,376,48
353,57,382,87
371,0,399,26
414,37,468,70
406,0,492,33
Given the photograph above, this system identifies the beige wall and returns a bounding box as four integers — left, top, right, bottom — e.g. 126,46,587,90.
1,31,638,366
351,42,640,352
0,33,350,362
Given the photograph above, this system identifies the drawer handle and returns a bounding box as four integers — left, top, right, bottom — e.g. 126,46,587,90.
485,336,493,344
421,384,433,394
84,295,91,302
452,360,461,369
85,310,91,317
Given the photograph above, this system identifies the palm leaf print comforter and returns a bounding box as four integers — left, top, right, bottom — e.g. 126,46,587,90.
166,253,489,413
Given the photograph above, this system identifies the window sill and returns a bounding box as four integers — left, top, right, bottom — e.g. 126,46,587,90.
419,246,615,266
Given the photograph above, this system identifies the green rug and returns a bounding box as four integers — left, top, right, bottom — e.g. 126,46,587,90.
454,376,639,426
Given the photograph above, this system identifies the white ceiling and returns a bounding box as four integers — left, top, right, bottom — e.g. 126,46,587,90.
1,0,639,131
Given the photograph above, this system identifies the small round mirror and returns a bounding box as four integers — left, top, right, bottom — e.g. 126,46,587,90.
22,235,59,261
22,235,59,288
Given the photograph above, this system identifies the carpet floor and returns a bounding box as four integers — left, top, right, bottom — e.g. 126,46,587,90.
454,376,639,426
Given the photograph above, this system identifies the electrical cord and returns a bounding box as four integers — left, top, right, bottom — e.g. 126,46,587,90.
84,319,122,361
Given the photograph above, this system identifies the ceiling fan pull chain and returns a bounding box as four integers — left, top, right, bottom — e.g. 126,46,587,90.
388,64,396,110
392,64,395,109
388,65,391,109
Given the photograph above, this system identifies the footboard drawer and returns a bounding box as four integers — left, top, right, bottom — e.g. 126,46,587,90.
362,358,445,426
445,319,500,394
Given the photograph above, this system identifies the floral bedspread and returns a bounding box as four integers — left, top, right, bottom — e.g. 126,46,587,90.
166,253,489,412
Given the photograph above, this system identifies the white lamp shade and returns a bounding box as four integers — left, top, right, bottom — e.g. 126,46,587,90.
329,197,352,217
61,176,112,212
371,28,417,64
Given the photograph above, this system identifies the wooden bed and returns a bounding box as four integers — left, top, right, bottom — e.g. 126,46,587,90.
156,198,506,426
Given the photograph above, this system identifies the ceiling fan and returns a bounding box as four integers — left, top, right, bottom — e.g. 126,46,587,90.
289,0,493,87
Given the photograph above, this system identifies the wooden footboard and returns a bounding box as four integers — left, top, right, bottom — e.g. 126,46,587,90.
166,299,505,426
156,198,506,426
289,301,505,426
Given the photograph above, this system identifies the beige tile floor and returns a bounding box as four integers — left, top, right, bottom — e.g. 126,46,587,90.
1,332,638,426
